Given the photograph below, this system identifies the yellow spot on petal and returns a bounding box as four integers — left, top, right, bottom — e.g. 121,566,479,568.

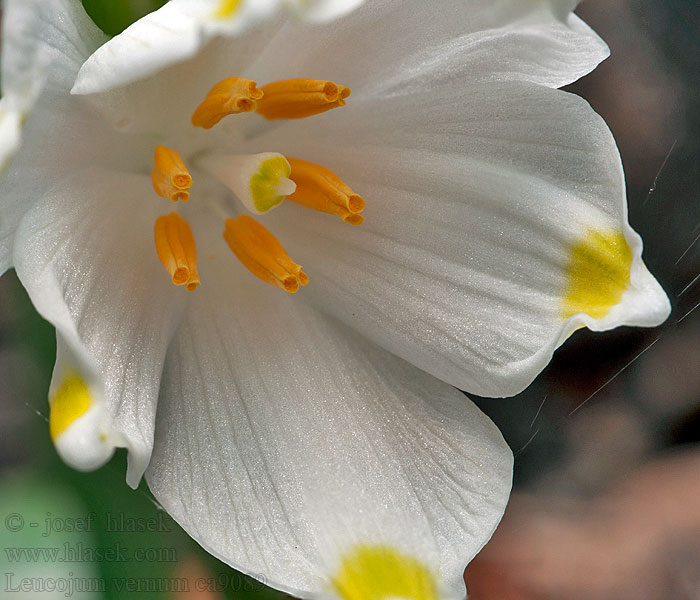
332,545,438,600
250,155,294,213
215,0,242,18
562,229,633,320
49,373,92,442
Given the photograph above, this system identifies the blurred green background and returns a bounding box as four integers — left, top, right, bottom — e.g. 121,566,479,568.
1,1,699,599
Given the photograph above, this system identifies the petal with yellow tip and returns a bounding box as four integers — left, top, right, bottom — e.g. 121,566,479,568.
14,169,190,487
146,270,511,599
49,364,115,473
72,0,279,95
260,81,670,398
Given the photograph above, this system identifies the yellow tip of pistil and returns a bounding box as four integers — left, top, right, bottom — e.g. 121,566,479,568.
256,79,351,120
223,215,307,293
154,213,201,291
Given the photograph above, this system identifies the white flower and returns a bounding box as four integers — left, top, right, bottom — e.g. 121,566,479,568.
0,0,670,598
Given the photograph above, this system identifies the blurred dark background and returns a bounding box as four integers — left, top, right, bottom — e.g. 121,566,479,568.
1,1,699,599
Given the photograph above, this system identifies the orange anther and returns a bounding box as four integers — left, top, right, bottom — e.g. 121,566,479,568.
223,215,308,293
256,79,350,120
286,157,365,224
191,77,264,129
154,213,200,291
151,145,192,202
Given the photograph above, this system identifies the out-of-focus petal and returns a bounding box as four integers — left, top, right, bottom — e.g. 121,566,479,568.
13,168,188,486
0,0,108,273
147,223,512,598
72,0,279,95
73,0,606,135
250,0,608,95
0,0,106,168
285,0,367,23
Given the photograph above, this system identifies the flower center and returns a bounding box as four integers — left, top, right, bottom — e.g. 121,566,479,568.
150,77,364,294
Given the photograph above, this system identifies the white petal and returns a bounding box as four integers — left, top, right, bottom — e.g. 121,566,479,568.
0,0,108,274
0,105,22,174
247,81,670,398
249,0,608,96
72,0,279,95
49,336,117,471
13,168,188,486
284,0,367,23
72,0,605,136
0,0,106,171
0,88,144,275
146,227,512,598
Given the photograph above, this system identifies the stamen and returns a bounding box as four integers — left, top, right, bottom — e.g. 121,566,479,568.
256,79,351,120
151,145,193,202
286,157,365,224
223,215,308,293
191,77,264,129
154,213,201,291
200,152,296,214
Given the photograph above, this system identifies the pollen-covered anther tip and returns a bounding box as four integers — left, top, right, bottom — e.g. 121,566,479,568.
256,79,351,120
192,77,264,129
154,213,201,291
152,145,193,202
286,157,365,225
223,215,308,293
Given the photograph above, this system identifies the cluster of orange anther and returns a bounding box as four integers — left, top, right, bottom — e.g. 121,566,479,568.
191,77,263,129
256,79,351,120
150,74,365,294
223,215,309,293
154,213,201,292
286,157,365,225
151,145,193,202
